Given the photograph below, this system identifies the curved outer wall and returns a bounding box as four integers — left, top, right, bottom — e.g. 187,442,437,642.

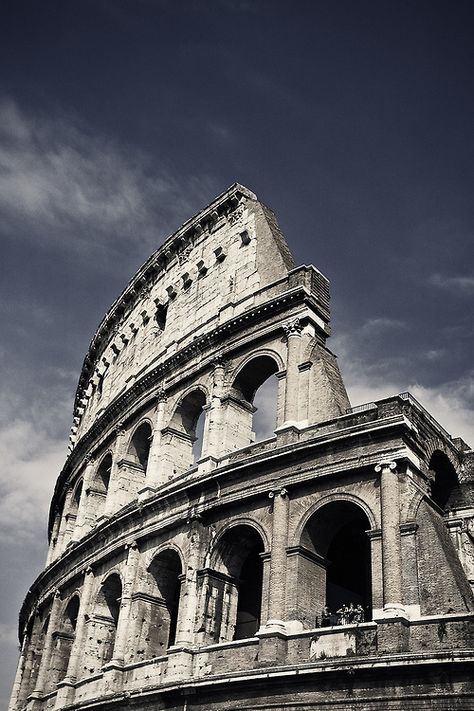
9,184,474,711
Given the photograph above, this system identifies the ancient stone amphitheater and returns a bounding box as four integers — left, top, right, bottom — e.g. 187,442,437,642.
9,185,474,711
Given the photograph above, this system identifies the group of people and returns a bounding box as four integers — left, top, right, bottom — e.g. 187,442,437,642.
319,602,365,627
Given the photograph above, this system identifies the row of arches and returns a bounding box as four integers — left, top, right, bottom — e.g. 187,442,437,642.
52,356,282,555
28,500,375,701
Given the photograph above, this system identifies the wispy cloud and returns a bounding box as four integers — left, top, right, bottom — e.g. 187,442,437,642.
0,386,71,545
360,317,407,335
336,336,474,445
0,97,215,258
429,273,474,296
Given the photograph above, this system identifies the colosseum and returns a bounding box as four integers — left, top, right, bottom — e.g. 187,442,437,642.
8,184,474,711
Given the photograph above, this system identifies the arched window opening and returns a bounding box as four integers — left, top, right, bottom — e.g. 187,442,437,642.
429,450,460,511
211,525,264,642
231,356,279,446
148,549,182,651
168,389,207,470
300,501,372,627
55,596,80,684
94,454,112,495
94,574,122,665
71,480,83,515
127,422,152,472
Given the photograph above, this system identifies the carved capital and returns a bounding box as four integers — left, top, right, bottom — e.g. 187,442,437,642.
156,388,167,403
269,487,288,500
283,317,303,338
114,422,126,437
375,460,397,474
84,453,95,465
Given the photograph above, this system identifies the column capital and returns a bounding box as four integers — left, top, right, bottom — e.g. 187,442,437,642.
269,487,288,500
375,460,397,474
156,387,167,403
114,421,127,436
125,540,139,552
283,317,303,338
84,452,95,465
212,355,226,370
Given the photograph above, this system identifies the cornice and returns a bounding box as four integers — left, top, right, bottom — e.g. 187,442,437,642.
49,282,325,532
26,410,420,638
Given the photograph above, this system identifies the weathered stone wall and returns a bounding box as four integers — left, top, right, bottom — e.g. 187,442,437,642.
8,186,474,711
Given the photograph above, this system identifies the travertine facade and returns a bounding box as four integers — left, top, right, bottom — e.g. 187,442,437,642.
9,184,474,711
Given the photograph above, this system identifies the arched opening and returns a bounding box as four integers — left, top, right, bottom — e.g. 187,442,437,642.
299,501,372,626
84,453,112,523
51,595,80,685
429,450,460,511
167,389,207,471
148,549,182,651
94,454,112,495
127,422,152,472
71,481,83,515
210,525,265,642
230,355,279,446
94,574,122,665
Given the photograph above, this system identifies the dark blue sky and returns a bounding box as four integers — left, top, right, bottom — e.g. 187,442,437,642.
1,0,473,703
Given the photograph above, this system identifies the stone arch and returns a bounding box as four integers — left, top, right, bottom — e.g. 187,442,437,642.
48,594,80,688
210,517,270,561
126,419,153,472
146,548,183,651
165,386,209,472
428,448,461,511
86,452,112,521
293,492,377,546
406,490,425,522
89,572,123,667
207,523,265,642
227,353,282,446
424,437,461,474
294,498,373,627
93,452,113,495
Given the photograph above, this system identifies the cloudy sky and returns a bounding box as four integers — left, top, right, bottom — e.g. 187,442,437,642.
1,0,473,704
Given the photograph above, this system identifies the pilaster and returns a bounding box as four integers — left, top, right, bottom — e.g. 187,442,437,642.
375,461,406,618
27,590,63,709
54,567,95,708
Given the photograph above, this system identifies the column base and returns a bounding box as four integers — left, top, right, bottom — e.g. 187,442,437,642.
54,678,76,708
256,628,288,666
166,647,194,681
376,615,410,654
263,618,287,633
102,661,124,695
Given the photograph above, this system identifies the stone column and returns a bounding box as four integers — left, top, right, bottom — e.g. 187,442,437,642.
54,567,95,708
266,488,289,630
175,517,204,647
142,390,168,490
45,511,62,566
283,318,303,426
72,455,96,541
28,590,63,706
202,359,225,465
55,486,75,555
375,461,405,616
103,424,129,517
109,542,140,667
